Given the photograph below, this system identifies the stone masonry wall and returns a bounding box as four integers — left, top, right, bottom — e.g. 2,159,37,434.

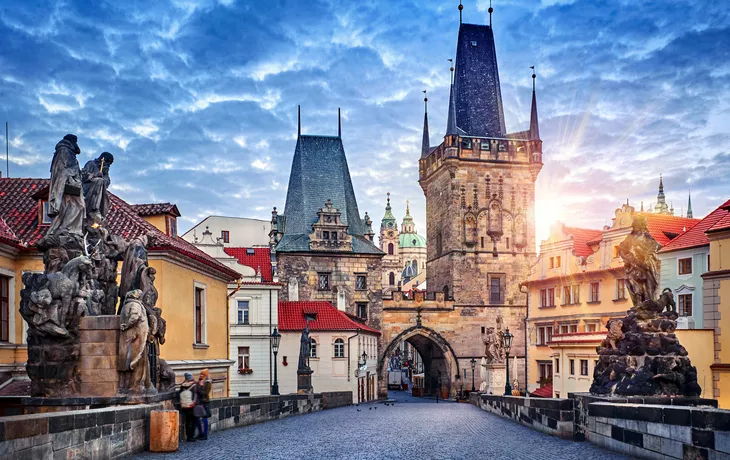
469,393,574,439
78,316,120,397
587,402,730,459
0,392,352,459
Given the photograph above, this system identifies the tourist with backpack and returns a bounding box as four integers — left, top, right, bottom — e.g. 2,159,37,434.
178,373,198,442
194,368,213,440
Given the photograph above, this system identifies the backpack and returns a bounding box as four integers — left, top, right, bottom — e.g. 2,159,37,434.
180,387,194,409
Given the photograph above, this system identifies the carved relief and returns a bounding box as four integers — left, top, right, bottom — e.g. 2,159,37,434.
309,199,353,252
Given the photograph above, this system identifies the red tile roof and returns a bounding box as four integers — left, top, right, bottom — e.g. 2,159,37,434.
564,227,602,257
223,247,273,281
131,202,181,217
530,384,553,398
278,301,380,334
640,213,700,246
660,199,730,253
0,178,239,281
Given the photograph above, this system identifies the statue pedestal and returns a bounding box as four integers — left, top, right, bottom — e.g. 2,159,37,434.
479,363,506,395
297,368,313,394
78,316,120,397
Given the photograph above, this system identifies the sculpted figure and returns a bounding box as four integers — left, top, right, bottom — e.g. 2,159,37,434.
118,290,154,395
81,152,114,226
47,134,85,238
118,234,151,311
600,319,624,350
96,228,127,315
658,288,676,314
618,215,660,305
298,322,312,370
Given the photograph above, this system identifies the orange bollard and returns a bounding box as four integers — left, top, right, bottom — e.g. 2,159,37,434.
149,410,179,452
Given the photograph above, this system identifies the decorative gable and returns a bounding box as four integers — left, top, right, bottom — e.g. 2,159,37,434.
309,199,352,252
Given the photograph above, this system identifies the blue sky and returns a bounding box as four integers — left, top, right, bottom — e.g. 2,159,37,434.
1,0,729,245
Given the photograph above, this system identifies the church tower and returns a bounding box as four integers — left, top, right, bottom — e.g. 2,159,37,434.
653,175,674,216
380,193,401,290
419,15,543,307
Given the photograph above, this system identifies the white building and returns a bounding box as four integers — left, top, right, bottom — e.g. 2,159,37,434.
182,215,271,248
277,301,380,403
190,224,280,396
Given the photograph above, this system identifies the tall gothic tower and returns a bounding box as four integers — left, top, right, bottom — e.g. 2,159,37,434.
419,19,543,306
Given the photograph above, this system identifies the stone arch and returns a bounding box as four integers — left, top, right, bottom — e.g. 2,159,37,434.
378,325,460,397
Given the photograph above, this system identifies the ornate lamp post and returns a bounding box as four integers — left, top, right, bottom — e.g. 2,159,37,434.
360,351,368,368
271,327,281,396
470,357,476,392
503,328,513,396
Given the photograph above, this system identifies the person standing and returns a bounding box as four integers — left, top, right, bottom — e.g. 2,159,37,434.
195,369,213,440
178,373,198,442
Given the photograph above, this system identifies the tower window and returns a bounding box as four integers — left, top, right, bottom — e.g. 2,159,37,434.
471,41,477,47
388,243,394,255
462,139,472,149
389,272,395,286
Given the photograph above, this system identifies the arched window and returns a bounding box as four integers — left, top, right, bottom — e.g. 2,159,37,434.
443,285,449,299
334,338,345,358
310,339,318,358
412,260,418,275
388,243,394,255
389,272,395,285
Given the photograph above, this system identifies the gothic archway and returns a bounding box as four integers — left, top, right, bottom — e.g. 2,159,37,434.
378,325,460,398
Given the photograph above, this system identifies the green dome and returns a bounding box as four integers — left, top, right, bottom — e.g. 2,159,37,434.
399,232,426,248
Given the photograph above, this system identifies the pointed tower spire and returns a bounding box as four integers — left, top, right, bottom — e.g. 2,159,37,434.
381,192,397,230
297,105,301,137
654,174,669,215
421,91,430,157
529,66,540,140
338,107,341,138
687,191,693,218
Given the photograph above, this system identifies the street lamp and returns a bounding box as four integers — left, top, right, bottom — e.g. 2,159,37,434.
470,357,476,393
360,351,368,367
503,328,513,396
271,327,281,396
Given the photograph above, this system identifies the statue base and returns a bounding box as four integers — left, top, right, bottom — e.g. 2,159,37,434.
479,362,506,395
297,368,313,394
78,316,120,397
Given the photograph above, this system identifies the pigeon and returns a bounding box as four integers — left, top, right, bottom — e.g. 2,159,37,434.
357,409,361,412
374,407,377,410
369,407,372,410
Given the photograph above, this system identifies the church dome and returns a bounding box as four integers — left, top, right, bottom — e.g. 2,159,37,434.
399,232,426,248
402,263,418,280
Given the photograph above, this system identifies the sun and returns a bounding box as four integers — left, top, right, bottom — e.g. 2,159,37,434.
534,197,567,250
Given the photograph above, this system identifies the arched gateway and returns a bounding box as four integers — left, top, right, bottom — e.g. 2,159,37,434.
378,324,460,398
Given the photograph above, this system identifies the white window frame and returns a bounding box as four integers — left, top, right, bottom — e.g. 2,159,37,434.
237,300,250,325
678,257,693,276
333,338,345,358
193,281,208,346
589,281,600,303
310,337,318,359
238,346,250,370
678,293,693,317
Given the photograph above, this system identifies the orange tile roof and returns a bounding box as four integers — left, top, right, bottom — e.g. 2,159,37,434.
660,199,730,253
639,213,700,246
224,247,273,281
0,178,240,281
531,384,553,398
278,301,380,334
564,226,603,257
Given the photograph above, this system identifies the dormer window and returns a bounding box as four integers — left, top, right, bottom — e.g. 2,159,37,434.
331,232,337,241
246,248,255,255
38,200,52,225
471,41,477,47
462,139,472,149
167,216,177,238
323,231,329,240
481,141,491,150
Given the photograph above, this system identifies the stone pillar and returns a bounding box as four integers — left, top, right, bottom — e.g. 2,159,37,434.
479,363,506,395
78,316,120,396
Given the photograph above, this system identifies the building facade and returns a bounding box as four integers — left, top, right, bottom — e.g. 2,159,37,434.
525,203,706,398
700,199,730,408
379,195,427,293
182,215,271,248
269,112,385,393
0,179,240,397
277,301,380,403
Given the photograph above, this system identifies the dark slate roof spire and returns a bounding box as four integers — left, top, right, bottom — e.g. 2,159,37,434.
338,107,341,138
298,105,301,137
529,67,540,140
687,191,693,218
488,0,493,27
421,91,430,157
276,125,381,254
445,82,458,136
453,22,506,137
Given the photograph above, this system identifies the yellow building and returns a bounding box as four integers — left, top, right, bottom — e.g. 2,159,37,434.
0,179,240,397
701,199,730,408
525,204,708,398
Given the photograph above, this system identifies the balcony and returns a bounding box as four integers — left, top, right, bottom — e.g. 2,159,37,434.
547,331,606,347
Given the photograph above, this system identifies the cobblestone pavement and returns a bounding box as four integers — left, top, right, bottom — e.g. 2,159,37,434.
135,392,627,460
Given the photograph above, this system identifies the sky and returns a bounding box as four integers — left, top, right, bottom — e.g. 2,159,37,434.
1,0,729,247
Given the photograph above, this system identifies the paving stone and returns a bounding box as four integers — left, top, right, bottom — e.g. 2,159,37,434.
131,392,627,460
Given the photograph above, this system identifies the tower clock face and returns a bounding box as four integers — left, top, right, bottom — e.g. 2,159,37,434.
388,231,395,237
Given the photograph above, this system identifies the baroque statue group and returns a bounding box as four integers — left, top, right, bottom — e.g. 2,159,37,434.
19,134,173,398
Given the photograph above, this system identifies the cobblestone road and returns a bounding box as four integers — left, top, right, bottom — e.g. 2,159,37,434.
135,392,627,460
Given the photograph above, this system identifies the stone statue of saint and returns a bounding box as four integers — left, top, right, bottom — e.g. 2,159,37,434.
482,326,505,364
47,134,85,238
618,215,660,305
118,234,151,312
298,322,312,371
118,290,154,395
81,152,114,226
